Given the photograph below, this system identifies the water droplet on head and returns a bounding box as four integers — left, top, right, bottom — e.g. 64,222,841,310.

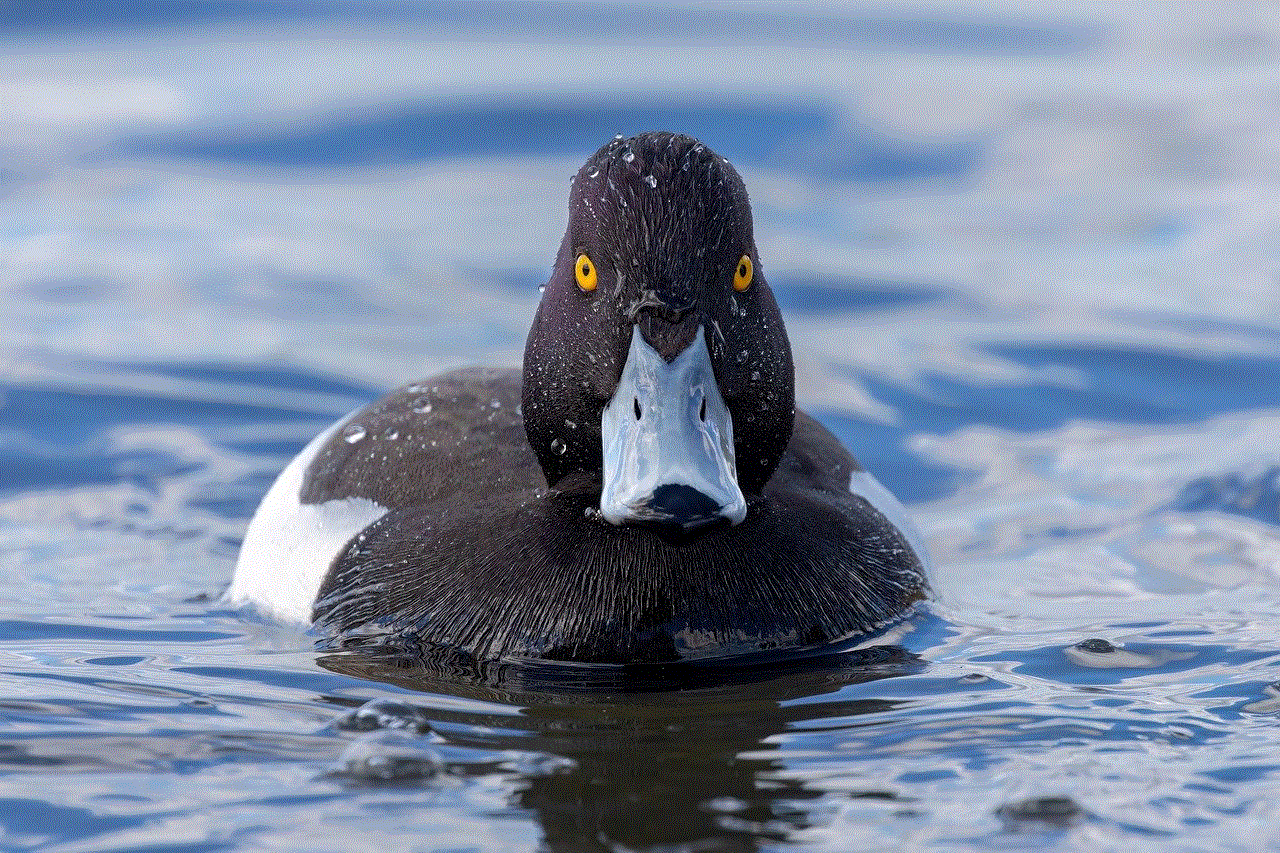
644,174,657,188
589,169,599,178
383,427,399,440
622,149,635,163
550,438,567,455
342,424,367,444
412,398,433,414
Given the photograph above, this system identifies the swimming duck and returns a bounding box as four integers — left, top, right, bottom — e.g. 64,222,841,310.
230,131,928,664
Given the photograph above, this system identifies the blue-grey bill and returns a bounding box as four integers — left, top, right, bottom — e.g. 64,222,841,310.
600,325,747,528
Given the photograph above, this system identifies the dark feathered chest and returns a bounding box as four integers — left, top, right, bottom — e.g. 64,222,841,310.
314,487,926,664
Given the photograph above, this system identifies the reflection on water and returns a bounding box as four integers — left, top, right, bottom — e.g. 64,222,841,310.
319,647,922,852
3,2,1280,851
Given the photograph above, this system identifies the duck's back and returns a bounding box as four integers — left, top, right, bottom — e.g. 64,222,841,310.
301,368,541,510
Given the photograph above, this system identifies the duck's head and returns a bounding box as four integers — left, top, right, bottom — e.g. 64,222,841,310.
523,132,794,534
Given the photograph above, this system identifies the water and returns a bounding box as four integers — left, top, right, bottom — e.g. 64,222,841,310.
3,2,1280,850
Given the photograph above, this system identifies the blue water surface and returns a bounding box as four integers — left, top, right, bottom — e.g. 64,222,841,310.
3,3,1280,851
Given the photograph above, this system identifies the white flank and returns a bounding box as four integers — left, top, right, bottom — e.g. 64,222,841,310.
228,415,389,623
848,470,932,574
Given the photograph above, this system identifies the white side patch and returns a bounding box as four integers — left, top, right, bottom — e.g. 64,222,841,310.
228,415,389,623
848,470,932,574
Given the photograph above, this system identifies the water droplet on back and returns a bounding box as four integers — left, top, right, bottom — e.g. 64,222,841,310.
644,174,657,188
550,438,567,455
342,424,367,444
412,398,433,414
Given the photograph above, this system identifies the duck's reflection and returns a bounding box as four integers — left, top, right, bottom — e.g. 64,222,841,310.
318,644,923,852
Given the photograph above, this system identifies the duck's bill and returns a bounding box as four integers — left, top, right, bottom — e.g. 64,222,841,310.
600,325,747,531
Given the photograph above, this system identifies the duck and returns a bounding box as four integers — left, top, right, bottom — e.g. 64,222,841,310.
229,131,929,665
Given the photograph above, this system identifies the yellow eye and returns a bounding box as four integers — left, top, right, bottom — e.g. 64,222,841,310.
733,254,753,291
575,253,597,292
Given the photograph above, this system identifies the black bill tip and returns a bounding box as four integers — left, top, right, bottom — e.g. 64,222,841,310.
639,483,727,534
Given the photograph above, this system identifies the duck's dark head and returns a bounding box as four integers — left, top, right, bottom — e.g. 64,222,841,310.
522,132,794,534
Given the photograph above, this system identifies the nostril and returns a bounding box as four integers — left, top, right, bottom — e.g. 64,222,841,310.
633,397,642,420
699,397,707,422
